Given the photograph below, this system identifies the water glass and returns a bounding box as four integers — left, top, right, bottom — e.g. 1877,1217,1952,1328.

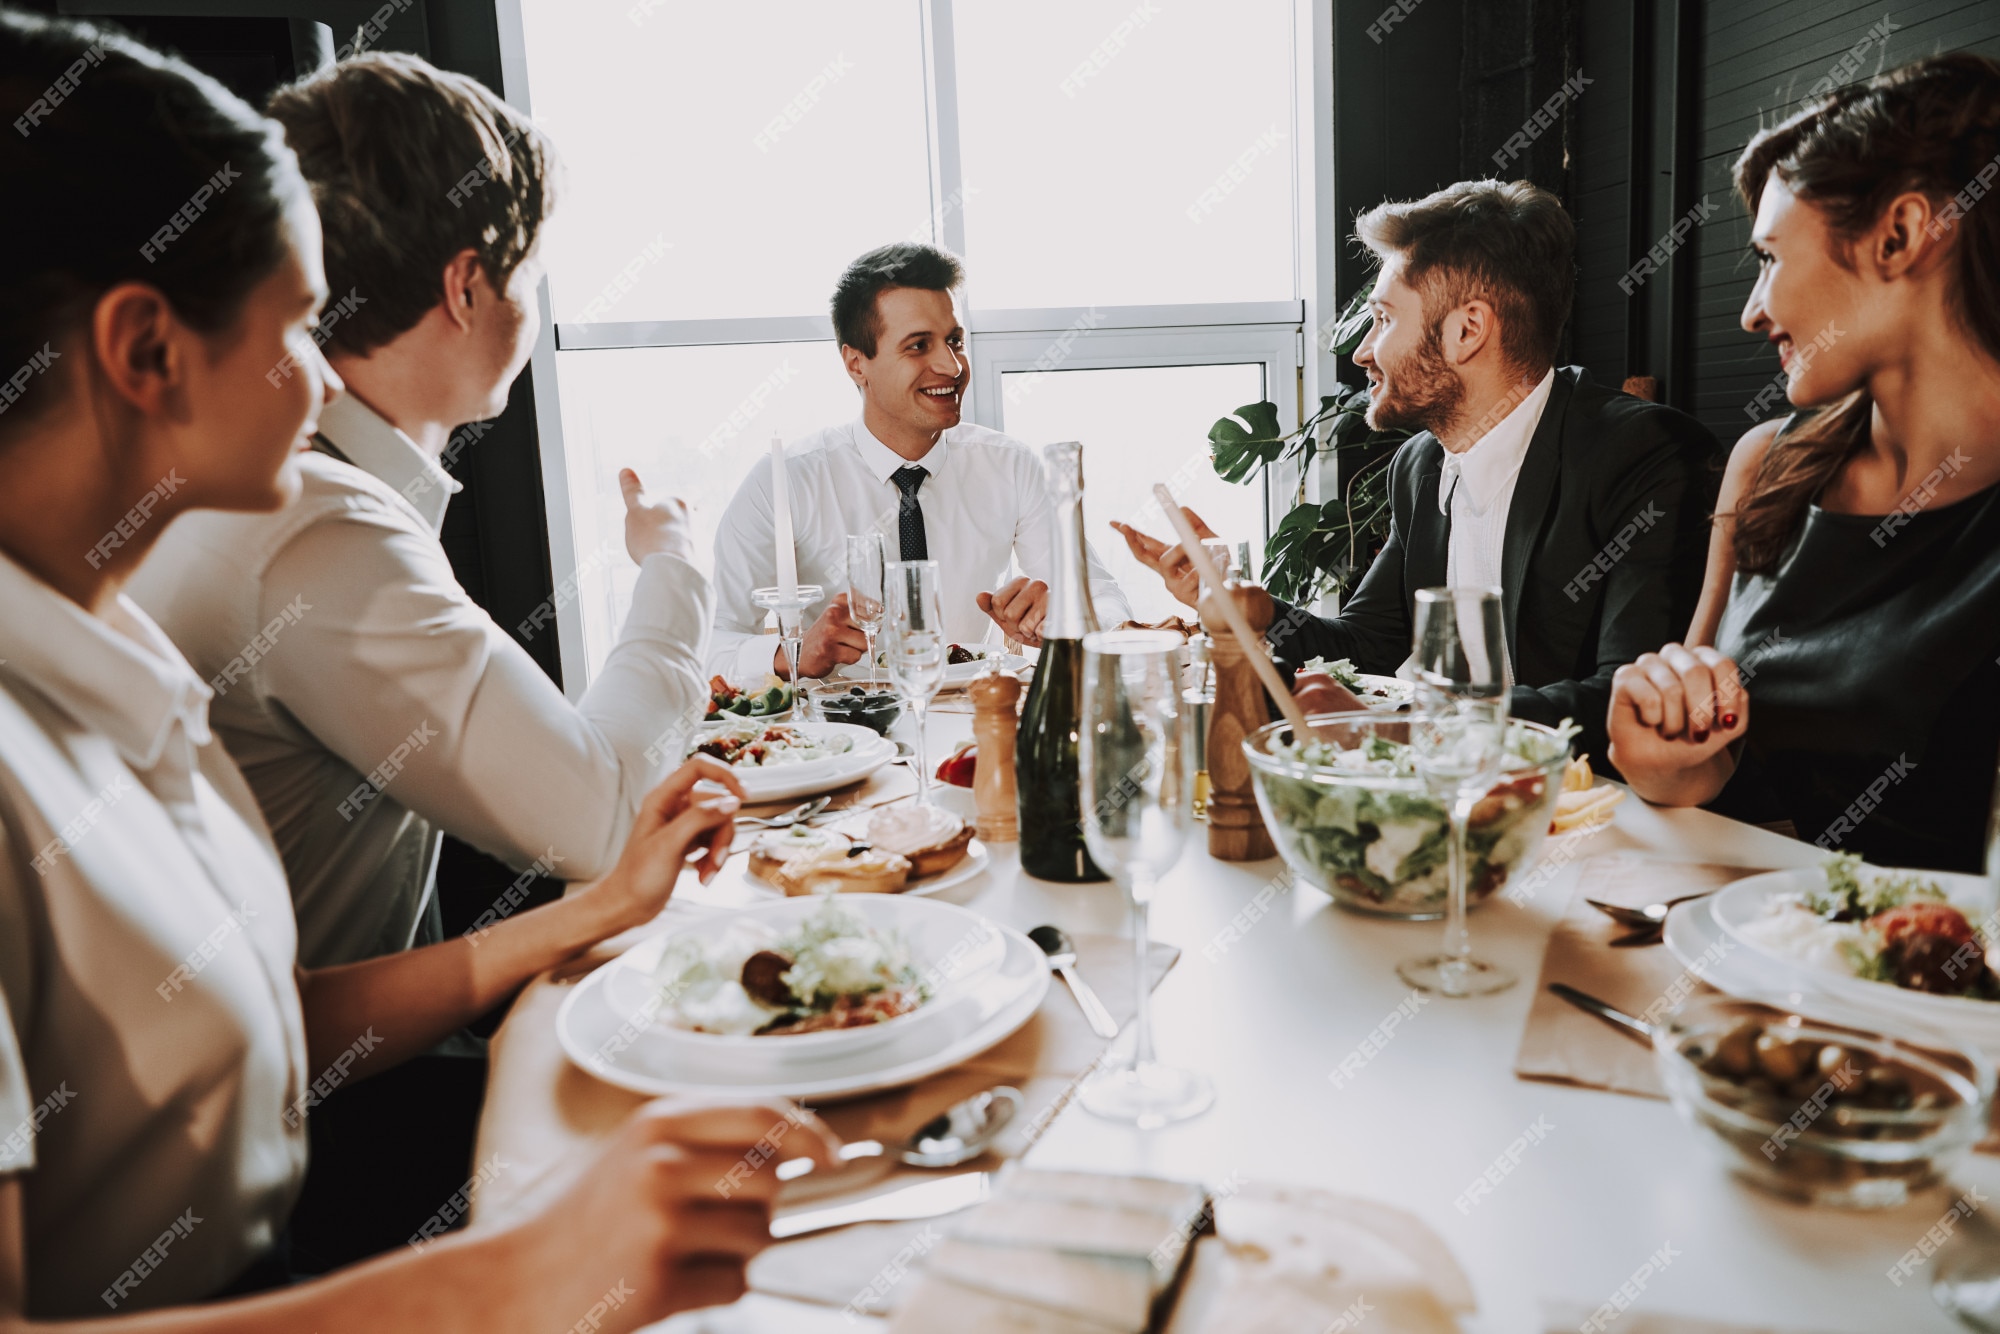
884,560,945,806
1396,586,1517,998
846,532,886,685
1077,628,1211,1128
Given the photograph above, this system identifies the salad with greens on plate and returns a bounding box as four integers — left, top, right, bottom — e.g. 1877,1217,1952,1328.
652,899,930,1036
1738,854,1999,999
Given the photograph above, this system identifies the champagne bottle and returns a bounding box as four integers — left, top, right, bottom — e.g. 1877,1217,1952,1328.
1017,441,1109,882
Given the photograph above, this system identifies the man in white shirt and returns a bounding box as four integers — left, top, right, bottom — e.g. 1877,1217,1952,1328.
1114,180,1721,765
126,52,712,1267
708,243,1130,683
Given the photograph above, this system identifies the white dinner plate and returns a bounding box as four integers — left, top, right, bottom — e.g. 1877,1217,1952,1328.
1663,882,2000,1053
743,839,991,900
556,896,1049,1100
1707,866,2000,1036
689,721,896,803
1354,673,1415,712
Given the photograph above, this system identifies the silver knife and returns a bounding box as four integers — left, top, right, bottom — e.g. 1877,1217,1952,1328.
770,1171,990,1240
1547,983,1657,1048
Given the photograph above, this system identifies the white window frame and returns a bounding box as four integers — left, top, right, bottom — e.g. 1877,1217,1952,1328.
496,0,1338,697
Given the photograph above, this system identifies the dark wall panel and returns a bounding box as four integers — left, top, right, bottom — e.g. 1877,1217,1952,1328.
1687,0,2000,449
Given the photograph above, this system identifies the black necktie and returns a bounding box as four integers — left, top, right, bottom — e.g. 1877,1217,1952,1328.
891,465,929,561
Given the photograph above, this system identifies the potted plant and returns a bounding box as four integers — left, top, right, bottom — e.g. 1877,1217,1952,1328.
1206,291,1411,606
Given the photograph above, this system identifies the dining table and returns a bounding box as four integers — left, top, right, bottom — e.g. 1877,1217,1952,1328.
469,699,1994,1333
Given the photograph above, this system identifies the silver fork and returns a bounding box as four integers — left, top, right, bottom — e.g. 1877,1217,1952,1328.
734,794,832,830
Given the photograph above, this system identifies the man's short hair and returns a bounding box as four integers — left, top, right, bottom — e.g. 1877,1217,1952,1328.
831,242,965,358
267,52,556,357
1355,179,1575,370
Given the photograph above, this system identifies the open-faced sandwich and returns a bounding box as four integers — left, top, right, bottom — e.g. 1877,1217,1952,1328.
772,842,913,896
862,805,972,878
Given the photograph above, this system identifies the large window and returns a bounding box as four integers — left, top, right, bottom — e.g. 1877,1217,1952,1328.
499,0,1336,688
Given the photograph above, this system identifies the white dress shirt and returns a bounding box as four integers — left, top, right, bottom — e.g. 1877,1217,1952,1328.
128,393,714,967
709,418,1131,683
1440,368,1556,591
0,551,308,1316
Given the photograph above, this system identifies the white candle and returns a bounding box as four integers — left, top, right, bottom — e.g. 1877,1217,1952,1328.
770,436,798,602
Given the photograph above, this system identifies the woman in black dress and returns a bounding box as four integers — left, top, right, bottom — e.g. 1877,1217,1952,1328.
1608,53,2000,873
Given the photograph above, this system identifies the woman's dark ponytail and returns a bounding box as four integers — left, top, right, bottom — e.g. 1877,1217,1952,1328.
0,9,306,435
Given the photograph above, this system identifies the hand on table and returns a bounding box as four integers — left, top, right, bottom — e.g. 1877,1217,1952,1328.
786,593,868,678
499,1097,842,1329
620,468,696,566
978,577,1048,647
1108,506,1219,610
589,757,745,933
1607,643,1749,784
1291,672,1370,716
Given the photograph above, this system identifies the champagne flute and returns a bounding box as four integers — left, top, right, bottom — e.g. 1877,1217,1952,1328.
1077,628,1212,1128
846,533,887,686
1397,586,1517,998
884,560,946,807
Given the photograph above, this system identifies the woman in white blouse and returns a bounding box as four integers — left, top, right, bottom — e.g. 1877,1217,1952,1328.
0,13,836,1327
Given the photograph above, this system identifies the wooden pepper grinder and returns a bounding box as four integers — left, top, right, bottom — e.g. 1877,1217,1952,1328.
969,671,1021,843
1203,584,1277,861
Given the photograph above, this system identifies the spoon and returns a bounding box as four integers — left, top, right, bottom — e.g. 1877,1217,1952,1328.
1029,924,1120,1039
775,1085,1022,1182
1585,892,1711,930
735,794,832,830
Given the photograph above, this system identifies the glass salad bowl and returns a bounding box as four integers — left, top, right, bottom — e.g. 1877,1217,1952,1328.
1242,712,1570,919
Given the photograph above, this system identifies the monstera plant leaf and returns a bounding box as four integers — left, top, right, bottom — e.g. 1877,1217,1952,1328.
1200,312,1408,604
1207,400,1288,484
1325,288,1375,357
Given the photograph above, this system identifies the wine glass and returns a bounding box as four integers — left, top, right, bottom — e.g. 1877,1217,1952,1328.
884,560,946,807
1076,628,1212,1128
1396,586,1517,999
1199,538,1238,586
845,532,886,686
750,584,823,722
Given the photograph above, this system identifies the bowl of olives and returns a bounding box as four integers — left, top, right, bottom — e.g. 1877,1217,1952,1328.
807,683,902,736
1654,994,1992,1208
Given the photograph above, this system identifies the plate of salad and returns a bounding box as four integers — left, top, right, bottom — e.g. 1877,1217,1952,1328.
1713,856,2000,1010
1242,713,1572,918
556,895,1049,1098
706,675,793,721
1299,656,1416,712
685,719,894,802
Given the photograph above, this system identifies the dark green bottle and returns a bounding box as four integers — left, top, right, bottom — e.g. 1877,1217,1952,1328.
1017,441,1108,883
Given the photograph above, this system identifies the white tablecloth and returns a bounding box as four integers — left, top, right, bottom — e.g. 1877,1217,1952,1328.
575,708,1987,1334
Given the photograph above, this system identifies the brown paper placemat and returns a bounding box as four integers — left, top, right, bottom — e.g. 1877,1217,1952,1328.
470,924,1177,1232
1513,855,1747,1100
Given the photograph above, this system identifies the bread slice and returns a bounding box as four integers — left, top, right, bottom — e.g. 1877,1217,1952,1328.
746,826,850,885
864,806,974,879
774,845,912,895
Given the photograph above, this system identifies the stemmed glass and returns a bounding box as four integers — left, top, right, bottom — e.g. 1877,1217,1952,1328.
750,584,823,722
1076,628,1212,1128
1396,586,1518,998
884,560,946,807
845,533,886,686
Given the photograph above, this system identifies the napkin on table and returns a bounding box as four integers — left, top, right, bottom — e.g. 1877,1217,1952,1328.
876,1173,1475,1333
1513,855,1747,1100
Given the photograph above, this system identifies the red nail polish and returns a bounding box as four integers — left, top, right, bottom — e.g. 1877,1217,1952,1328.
1691,729,1709,744
1720,712,1738,728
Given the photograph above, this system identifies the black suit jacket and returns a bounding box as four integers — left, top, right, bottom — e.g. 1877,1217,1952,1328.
1268,366,1722,763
